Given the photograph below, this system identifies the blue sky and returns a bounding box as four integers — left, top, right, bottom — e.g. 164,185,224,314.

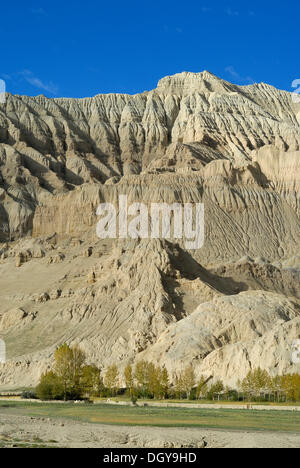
0,1,299,98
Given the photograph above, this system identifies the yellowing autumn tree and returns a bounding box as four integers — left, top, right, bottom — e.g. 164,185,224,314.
174,374,185,399
134,360,150,397
281,374,300,401
241,368,270,400
104,364,119,396
124,363,134,397
81,364,103,397
53,343,86,399
182,365,196,399
54,344,75,400
160,367,169,399
174,366,196,399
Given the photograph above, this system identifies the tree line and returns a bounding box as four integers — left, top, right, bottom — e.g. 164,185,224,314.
35,344,300,402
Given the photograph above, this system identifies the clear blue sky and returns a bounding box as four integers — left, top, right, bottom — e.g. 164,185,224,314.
1,1,299,98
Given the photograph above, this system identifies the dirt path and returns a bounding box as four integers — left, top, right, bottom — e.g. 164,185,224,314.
104,400,300,412
0,412,299,448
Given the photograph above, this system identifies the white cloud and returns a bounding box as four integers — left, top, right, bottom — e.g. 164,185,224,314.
1,73,11,80
225,7,239,16
225,66,254,84
225,66,240,79
19,70,58,95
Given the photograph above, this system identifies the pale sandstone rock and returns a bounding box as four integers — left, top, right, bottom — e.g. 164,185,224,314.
139,291,300,386
47,252,65,264
0,308,27,331
0,71,299,241
0,72,300,388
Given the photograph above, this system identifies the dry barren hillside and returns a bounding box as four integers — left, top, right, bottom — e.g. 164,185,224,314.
0,71,300,389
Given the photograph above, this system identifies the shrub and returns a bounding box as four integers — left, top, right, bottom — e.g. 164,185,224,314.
21,390,37,399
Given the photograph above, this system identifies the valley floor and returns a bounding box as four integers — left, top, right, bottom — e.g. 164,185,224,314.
0,412,299,448
0,402,299,448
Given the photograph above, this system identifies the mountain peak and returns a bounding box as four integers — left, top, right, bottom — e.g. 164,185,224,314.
156,70,231,95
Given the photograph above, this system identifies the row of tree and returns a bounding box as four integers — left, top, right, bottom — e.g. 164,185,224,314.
239,368,300,402
35,344,300,402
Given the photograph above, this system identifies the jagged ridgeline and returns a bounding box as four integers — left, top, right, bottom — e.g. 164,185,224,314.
0,72,299,389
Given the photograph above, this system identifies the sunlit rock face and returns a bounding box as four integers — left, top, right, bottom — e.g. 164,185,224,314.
0,72,299,389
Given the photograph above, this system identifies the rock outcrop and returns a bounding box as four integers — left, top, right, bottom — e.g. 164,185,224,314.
140,291,300,386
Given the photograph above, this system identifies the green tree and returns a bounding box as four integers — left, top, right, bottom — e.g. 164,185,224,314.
54,343,74,400
53,343,86,400
182,365,196,399
36,371,64,400
196,376,208,400
35,344,103,401
71,345,86,389
134,361,150,398
160,367,169,399
241,368,271,401
207,380,224,401
241,370,255,400
281,374,300,401
252,368,270,398
124,363,134,397
104,364,119,396
174,374,185,399
81,365,103,397
147,363,158,398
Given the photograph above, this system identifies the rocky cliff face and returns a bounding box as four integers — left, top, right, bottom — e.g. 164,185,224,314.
0,72,299,388
0,70,300,240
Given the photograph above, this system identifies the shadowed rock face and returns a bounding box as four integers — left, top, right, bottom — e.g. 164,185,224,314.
0,72,300,389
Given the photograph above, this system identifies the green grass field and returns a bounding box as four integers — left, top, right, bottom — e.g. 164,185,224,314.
0,401,299,433
93,396,300,406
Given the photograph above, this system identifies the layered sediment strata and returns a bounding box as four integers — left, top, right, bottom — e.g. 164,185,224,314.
0,72,299,388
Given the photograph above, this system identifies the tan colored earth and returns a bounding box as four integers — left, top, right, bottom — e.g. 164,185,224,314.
0,412,299,448
0,71,300,389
